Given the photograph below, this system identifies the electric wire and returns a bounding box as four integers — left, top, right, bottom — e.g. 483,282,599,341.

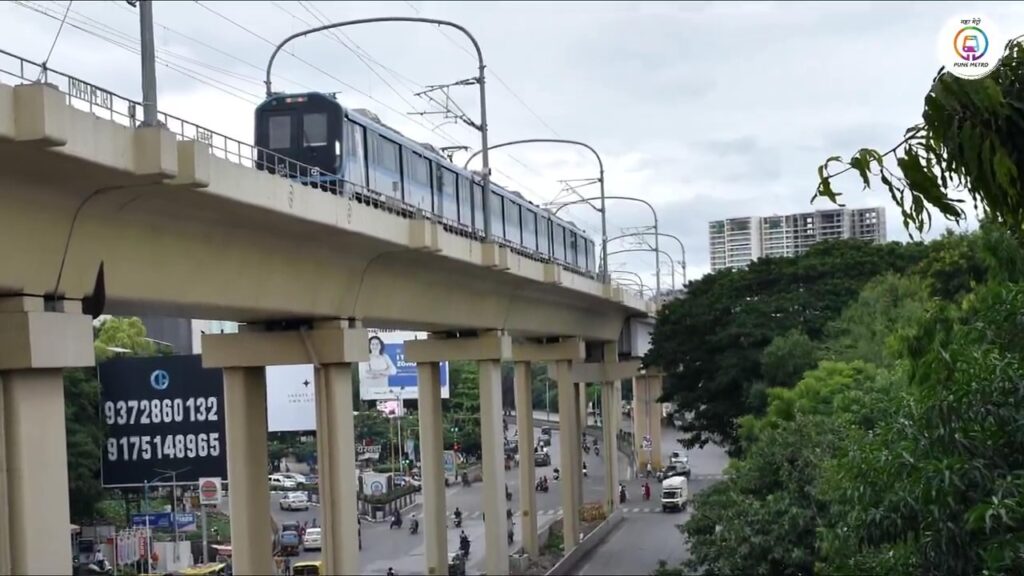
36,0,72,79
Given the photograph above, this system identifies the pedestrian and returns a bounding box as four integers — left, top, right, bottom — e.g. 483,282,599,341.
643,481,651,501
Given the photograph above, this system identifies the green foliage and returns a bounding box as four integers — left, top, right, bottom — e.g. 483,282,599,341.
823,273,931,366
820,283,1024,575
760,330,818,391
647,238,927,450
94,317,156,360
815,41,1024,239
65,368,105,522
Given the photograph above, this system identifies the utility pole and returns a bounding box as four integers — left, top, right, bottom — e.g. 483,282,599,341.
139,0,158,126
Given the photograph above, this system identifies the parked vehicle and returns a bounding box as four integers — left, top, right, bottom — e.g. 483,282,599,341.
280,492,310,511
533,451,551,467
293,560,323,576
303,528,322,551
660,476,689,512
278,472,307,485
278,531,301,556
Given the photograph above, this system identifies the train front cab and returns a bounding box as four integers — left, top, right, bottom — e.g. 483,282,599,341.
255,92,342,189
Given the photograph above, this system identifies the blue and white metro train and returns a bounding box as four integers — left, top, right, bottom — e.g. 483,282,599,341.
254,91,597,275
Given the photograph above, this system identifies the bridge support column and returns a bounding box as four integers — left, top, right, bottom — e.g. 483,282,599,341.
406,331,512,576
0,297,92,576
632,372,665,472
556,361,582,552
601,343,621,514
512,361,538,558
417,361,447,575
314,362,361,576
203,322,368,576
579,382,588,428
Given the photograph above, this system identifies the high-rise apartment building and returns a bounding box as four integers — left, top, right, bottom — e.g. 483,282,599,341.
709,207,886,272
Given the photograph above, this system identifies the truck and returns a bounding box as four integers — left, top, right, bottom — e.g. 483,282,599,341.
660,476,688,512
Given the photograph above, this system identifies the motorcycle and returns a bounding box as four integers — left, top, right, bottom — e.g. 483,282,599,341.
552,467,560,481
409,519,420,535
453,515,463,528
535,480,549,493
594,445,600,457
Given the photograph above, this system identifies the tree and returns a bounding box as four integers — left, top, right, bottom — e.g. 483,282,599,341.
684,360,888,575
65,368,105,523
815,41,1024,239
94,316,156,360
647,238,927,451
755,330,819,412
819,283,1024,575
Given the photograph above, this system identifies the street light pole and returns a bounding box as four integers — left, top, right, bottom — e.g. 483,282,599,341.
463,138,608,280
138,0,158,126
611,230,687,287
551,195,660,299
607,248,677,292
264,17,494,241
154,467,189,566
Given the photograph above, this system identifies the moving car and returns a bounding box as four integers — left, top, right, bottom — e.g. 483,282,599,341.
302,528,322,551
669,450,689,466
278,472,307,485
279,492,309,511
269,475,297,489
293,561,323,576
534,451,551,467
656,462,691,482
660,476,688,512
278,531,301,556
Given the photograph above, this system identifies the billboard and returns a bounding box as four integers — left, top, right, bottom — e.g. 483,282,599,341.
99,355,228,487
358,329,449,401
265,364,316,432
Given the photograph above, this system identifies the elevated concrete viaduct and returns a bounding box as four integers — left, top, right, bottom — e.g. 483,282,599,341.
0,73,663,575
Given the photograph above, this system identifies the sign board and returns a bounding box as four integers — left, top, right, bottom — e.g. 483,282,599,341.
265,364,316,432
358,330,449,401
198,477,222,505
361,472,390,497
641,434,653,451
131,512,197,532
629,318,655,359
443,450,457,480
99,355,228,487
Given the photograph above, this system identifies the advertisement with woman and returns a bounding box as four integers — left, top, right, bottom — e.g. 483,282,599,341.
357,330,449,401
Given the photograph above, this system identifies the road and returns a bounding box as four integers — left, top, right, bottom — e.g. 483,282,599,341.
220,418,629,575
577,422,729,575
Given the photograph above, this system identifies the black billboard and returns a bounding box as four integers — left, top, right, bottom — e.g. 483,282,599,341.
99,355,228,487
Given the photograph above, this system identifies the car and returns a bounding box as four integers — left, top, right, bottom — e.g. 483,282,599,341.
280,521,301,534
302,527,322,551
278,531,301,556
278,472,307,485
269,475,297,489
280,492,309,511
656,462,691,482
540,426,553,437
669,450,689,466
534,451,551,467
393,475,422,492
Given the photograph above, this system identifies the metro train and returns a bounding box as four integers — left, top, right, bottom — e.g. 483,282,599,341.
254,91,597,275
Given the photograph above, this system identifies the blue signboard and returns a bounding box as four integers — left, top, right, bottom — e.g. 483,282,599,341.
131,512,197,531
387,342,449,391
359,332,450,401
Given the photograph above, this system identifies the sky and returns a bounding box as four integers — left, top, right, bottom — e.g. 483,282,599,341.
1,1,1020,290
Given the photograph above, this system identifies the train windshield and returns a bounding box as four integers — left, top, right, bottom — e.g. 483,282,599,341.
268,115,290,149
303,113,328,147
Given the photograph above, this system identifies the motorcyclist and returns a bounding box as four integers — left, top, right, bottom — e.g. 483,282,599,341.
453,506,463,527
582,461,588,477
459,530,471,556
552,467,560,480
390,509,403,529
619,482,627,504
387,568,396,576
409,513,420,534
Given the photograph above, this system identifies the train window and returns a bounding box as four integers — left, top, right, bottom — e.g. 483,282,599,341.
576,233,586,268
403,149,432,211
568,232,579,266
553,224,565,261
490,191,505,238
343,120,366,189
368,132,401,197
458,176,472,226
585,239,595,271
303,113,328,147
523,210,537,250
268,115,291,150
438,168,458,220
473,183,484,230
504,198,521,244
537,216,549,255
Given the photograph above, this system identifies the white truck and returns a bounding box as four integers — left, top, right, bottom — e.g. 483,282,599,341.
660,476,689,512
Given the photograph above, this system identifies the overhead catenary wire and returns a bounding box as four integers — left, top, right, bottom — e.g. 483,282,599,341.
36,0,72,80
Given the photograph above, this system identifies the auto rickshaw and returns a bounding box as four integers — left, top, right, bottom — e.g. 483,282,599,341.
292,560,323,576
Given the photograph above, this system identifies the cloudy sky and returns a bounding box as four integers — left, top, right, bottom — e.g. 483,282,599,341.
1,1,1020,288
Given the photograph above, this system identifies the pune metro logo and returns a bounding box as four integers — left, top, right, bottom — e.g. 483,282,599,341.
938,15,1005,80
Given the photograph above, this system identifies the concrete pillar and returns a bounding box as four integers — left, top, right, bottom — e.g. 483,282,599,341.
648,374,664,470
632,376,651,473
222,367,275,575
513,361,538,557
417,362,447,576
479,359,510,575
601,344,621,514
0,297,92,575
555,360,581,552
314,364,360,575
578,381,588,429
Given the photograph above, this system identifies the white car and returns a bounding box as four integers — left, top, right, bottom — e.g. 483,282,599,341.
303,527,322,551
278,472,307,485
269,475,297,489
279,492,309,511
669,450,689,466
